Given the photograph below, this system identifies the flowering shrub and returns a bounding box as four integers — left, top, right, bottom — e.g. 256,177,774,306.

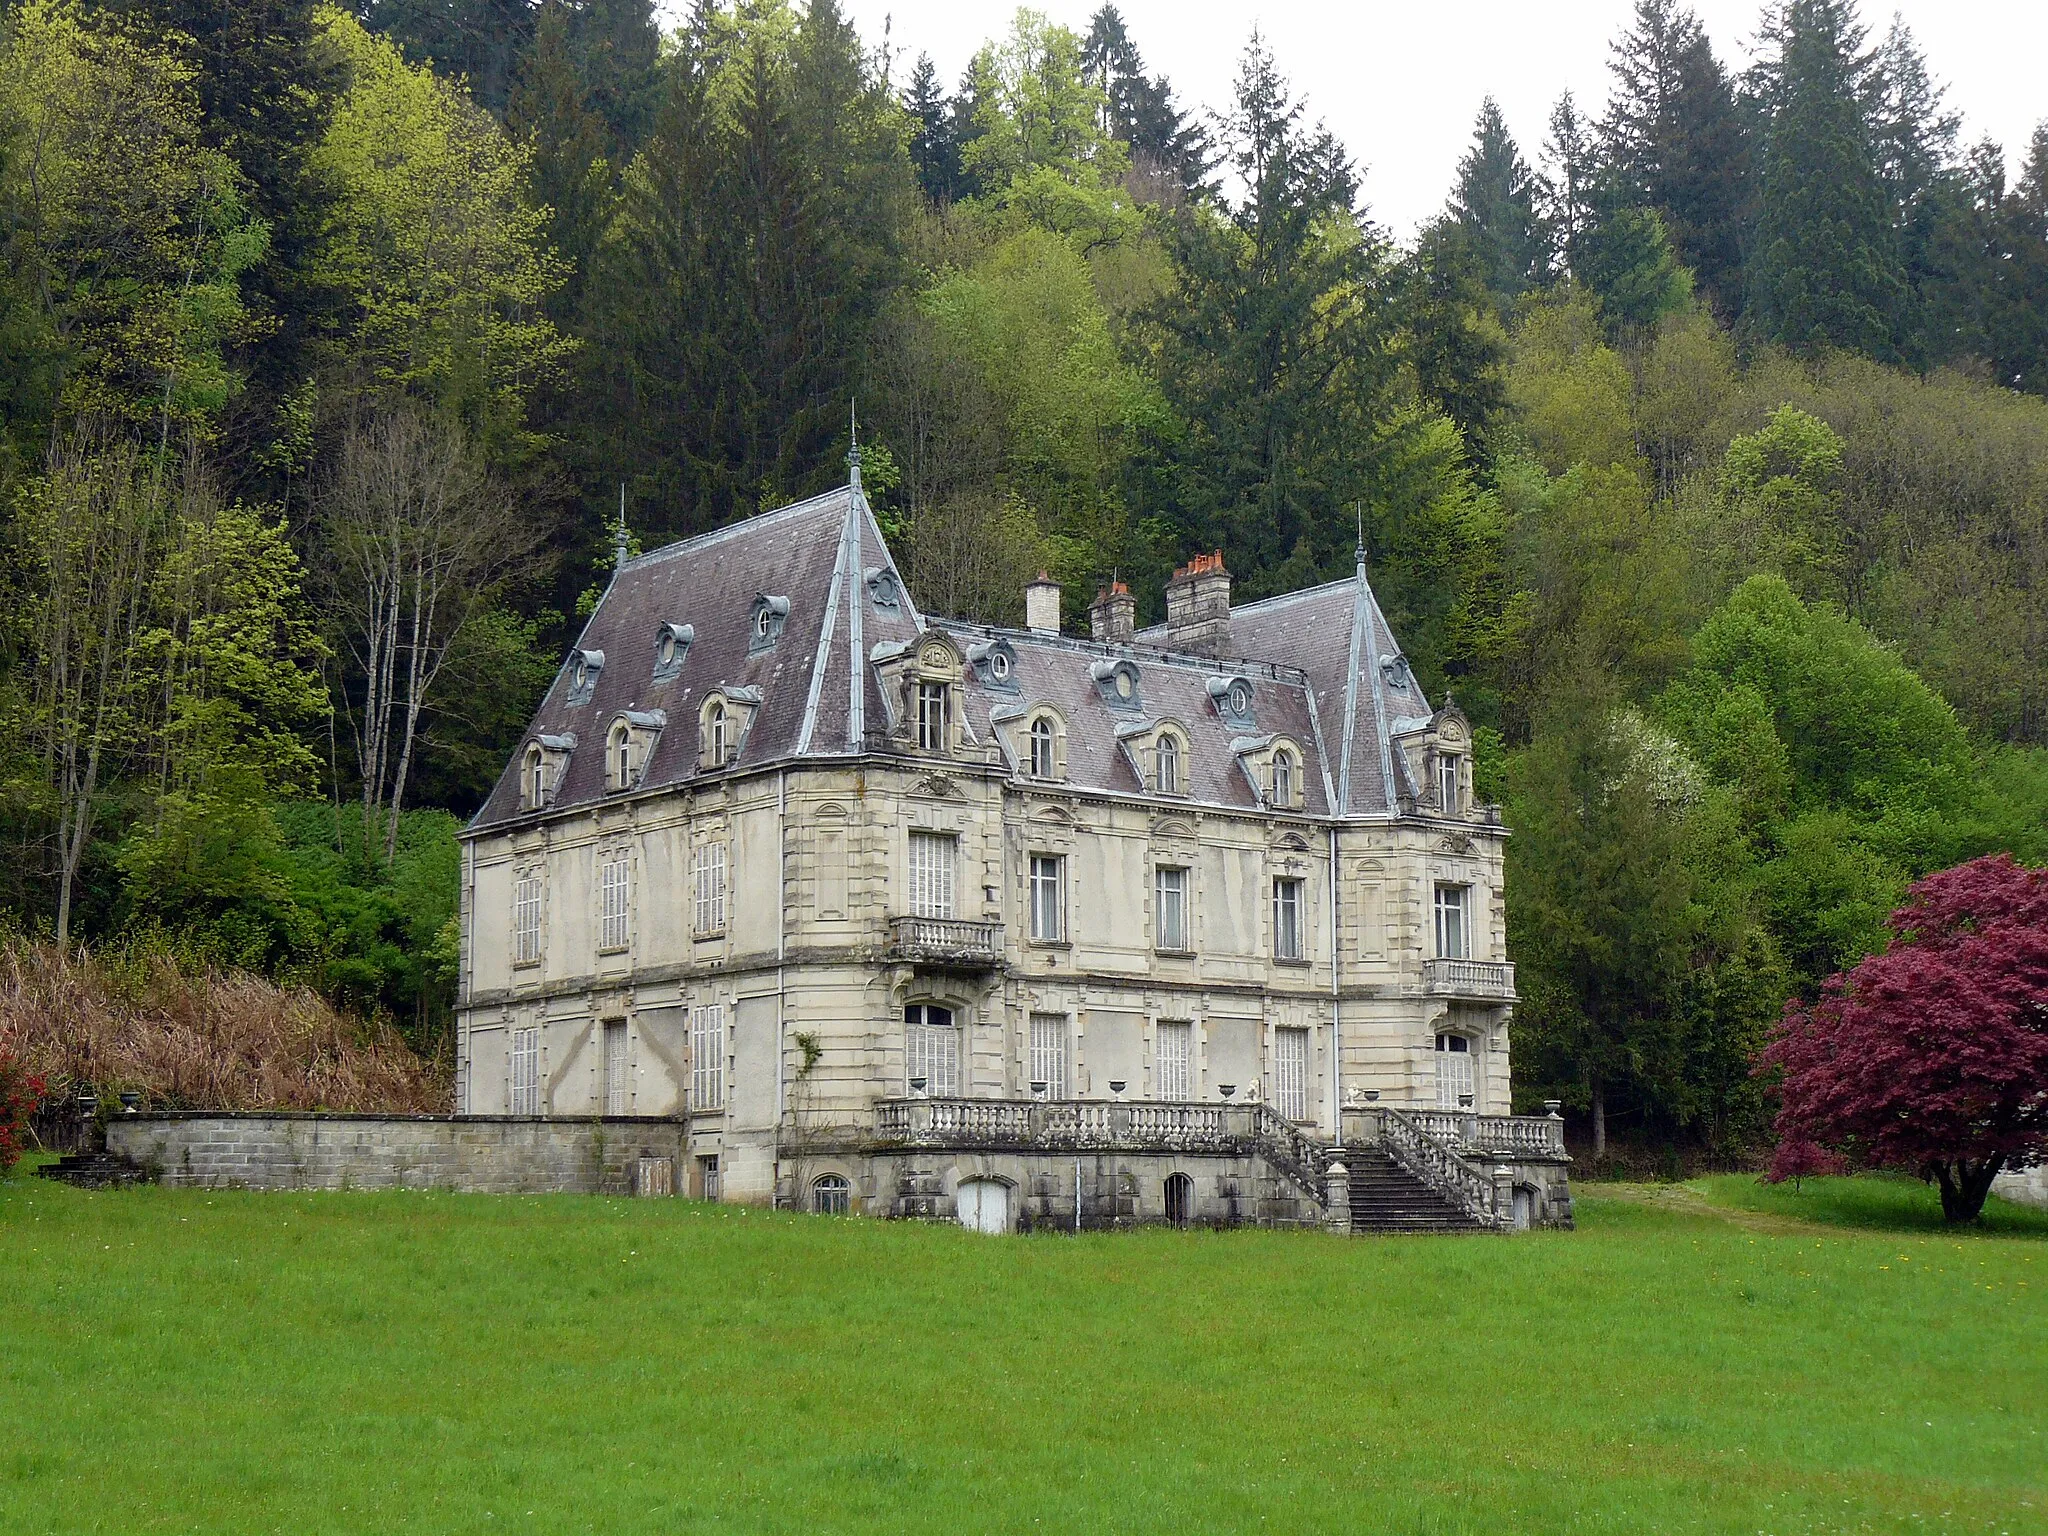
0,1050,44,1175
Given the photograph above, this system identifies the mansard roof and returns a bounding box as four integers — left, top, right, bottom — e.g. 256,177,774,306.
474,484,1432,830
1154,562,1434,816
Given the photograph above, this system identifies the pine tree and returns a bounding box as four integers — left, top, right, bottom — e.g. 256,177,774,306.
507,0,613,326
1598,0,1750,316
1747,0,1902,358
359,0,536,117
1540,91,1598,278
1449,98,1548,305
1081,4,1210,202
1992,125,2048,394
905,53,967,204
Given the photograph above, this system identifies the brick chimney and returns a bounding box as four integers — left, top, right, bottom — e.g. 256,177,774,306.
1090,579,1135,644
1025,571,1061,635
1164,551,1232,656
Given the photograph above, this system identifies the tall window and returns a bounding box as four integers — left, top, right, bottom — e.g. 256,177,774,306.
599,852,630,951
691,1004,725,1110
908,832,955,918
905,1003,959,1095
609,724,633,791
510,1026,540,1115
709,702,727,764
1029,1013,1068,1098
603,1019,629,1115
1273,1028,1308,1121
1155,865,1189,950
1029,717,1056,778
692,843,727,934
1155,733,1181,793
1156,1020,1192,1101
1436,1033,1475,1110
1437,753,1460,814
1273,877,1304,960
524,747,546,810
514,872,543,965
1273,749,1295,807
917,682,948,751
1433,883,1470,960
1029,854,1065,941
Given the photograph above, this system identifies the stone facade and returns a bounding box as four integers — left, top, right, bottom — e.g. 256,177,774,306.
453,475,1569,1231
106,1113,688,1195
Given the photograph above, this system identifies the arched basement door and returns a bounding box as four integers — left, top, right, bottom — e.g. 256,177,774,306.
956,1179,1011,1235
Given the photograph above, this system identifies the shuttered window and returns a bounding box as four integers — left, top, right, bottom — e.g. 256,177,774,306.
691,1005,725,1110
603,1019,629,1115
1028,1013,1068,1099
510,1026,541,1115
693,843,727,935
905,1004,959,1096
599,852,630,952
908,832,955,918
1273,1027,1308,1122
1156,1020,1192,1101
513,872,543,965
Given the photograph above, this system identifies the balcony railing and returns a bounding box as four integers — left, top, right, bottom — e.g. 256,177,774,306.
1344,1105,1565,1158
886,915,1004,968
1423,958,1516,1001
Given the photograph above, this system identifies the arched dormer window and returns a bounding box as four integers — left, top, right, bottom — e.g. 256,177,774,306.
608,720,633,790
1272,748,1296,808
1029,717,1056,779
1155,732,1183,795
523,744,546,810
706,701,727,767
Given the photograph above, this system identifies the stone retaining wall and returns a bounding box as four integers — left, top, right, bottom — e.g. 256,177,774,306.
106,1114,688,1195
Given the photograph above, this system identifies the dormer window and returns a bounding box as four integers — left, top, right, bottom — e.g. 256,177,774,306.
1437,752,1461,814
604,710,664,792
652,623,693,682
706,701,727,766
1210,674,1257,729
990,651,1010,682
565,648,604,705
1029,717,1055,778
749,595,790,653
519,733,576,811
1155,732,1183,795
1091,657,1142,713
1273,748,1296,807
967,638,1019,694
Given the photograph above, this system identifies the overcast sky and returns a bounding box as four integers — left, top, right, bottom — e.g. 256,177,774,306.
826,0,2047,238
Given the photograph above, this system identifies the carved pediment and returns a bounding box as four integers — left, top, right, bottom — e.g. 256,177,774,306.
913,773,962,800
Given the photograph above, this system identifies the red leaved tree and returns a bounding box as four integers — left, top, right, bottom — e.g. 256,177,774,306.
1759,854,2048,1222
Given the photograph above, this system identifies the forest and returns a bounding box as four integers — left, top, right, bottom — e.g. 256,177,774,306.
1,0,2045,1159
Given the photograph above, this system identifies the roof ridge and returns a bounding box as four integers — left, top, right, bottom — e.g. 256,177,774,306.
618,486,853,573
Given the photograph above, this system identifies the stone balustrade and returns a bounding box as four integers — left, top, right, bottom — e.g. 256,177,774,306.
885,915,1004,967
1421,957,1517,1000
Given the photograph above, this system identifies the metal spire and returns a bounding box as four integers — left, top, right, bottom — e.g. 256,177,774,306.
847,400,862,492
615,483,630,571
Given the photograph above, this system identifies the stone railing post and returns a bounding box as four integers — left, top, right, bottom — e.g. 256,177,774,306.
1324,1158,1351,1235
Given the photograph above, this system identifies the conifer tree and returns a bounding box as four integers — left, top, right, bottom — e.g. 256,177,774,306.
1080,5,1210,201
1747,0,1902,358
1449,97,1548,305
1993,125,2048,394
507,0,614,326
1598,0,1750,316
905,53,966,204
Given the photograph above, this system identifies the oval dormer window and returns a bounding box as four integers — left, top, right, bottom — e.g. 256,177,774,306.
1229,680,1252,716
990,651,1011,682
1114,671,1132,700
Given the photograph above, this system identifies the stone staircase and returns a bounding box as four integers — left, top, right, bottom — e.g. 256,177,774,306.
1344,1146,1492,1234
37,1150,149,1189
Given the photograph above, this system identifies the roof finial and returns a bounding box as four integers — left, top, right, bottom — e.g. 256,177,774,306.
1355,502,1367,574
616,483,630,571
847,400,862,492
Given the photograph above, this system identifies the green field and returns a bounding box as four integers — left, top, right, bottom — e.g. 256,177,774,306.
3,1165,2043,1535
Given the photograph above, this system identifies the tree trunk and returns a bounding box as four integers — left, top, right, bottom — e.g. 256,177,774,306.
1591,1078,1606,1163
1931,1156,2004,1224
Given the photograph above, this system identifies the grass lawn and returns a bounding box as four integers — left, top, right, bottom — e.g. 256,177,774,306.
3,1163,2043,1536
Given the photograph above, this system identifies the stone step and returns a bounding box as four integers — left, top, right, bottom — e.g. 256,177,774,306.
37,1152,148,1189
1339,1148,1488,1234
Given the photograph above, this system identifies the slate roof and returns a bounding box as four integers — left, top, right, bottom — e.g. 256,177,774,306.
474,487,1428,829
